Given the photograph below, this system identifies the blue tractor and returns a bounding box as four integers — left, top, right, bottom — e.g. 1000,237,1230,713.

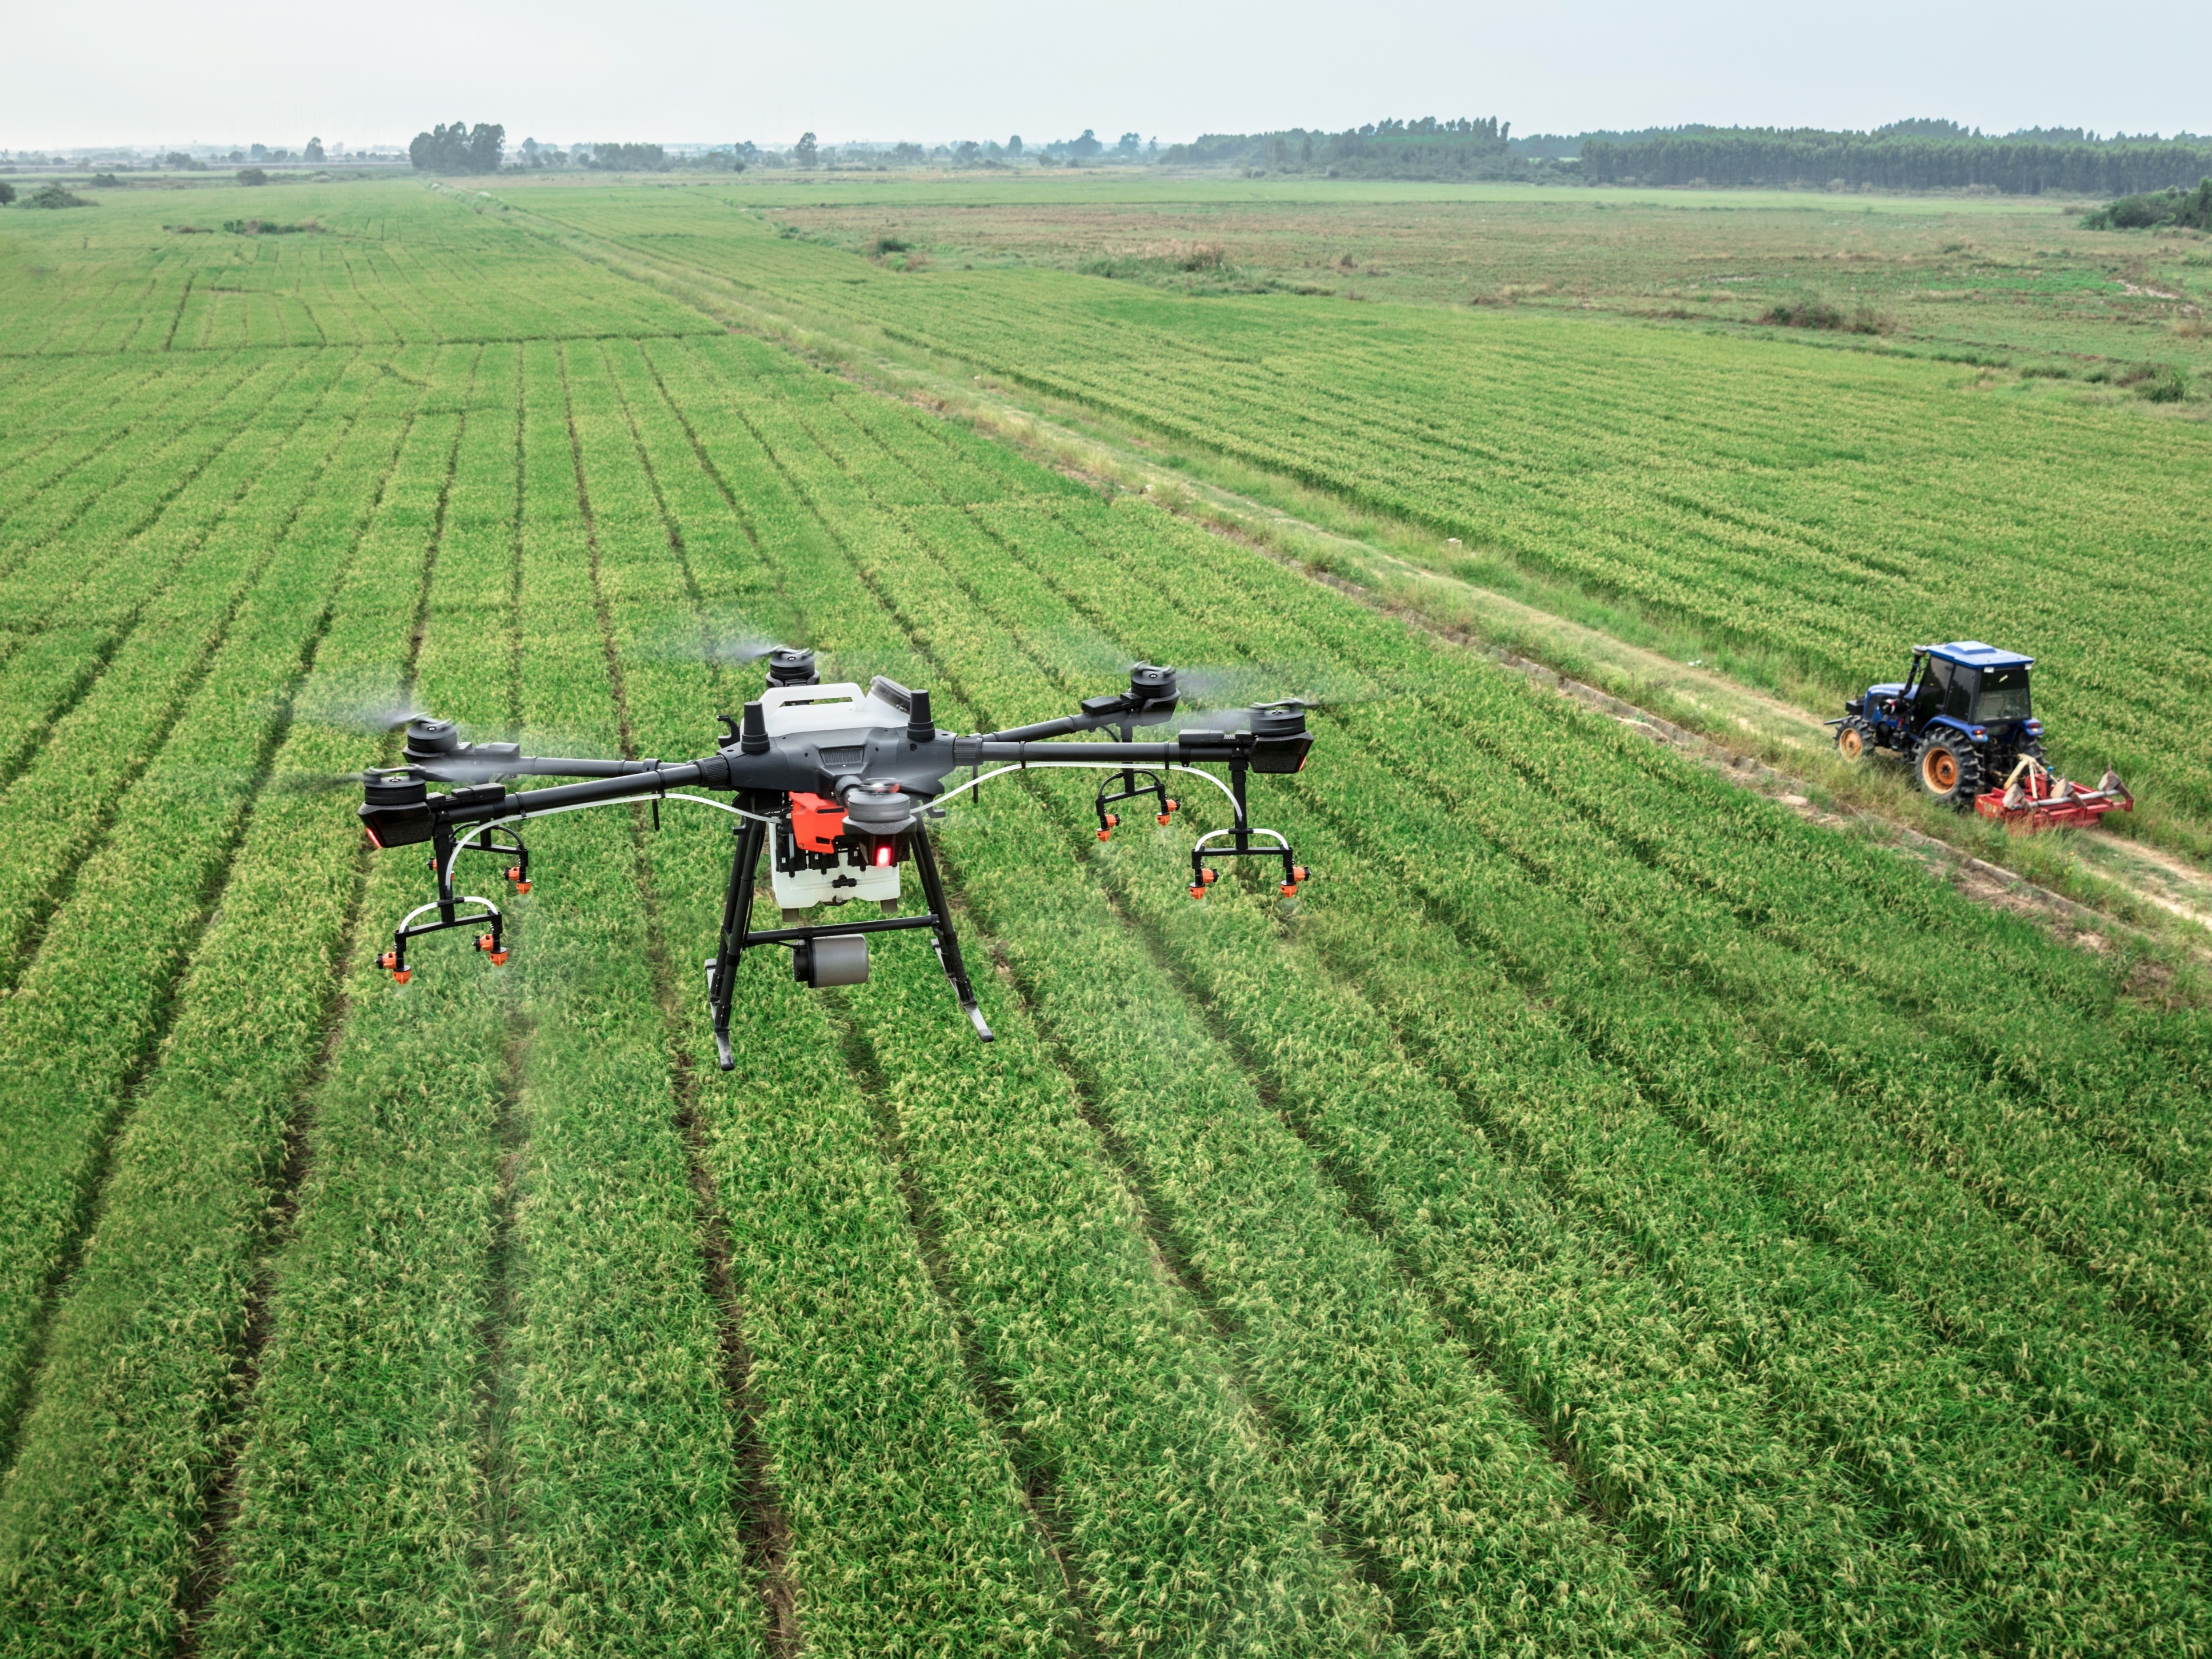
1831,641,2044,808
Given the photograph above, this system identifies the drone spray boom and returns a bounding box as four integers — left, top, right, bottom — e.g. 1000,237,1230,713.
358,656,1313,1069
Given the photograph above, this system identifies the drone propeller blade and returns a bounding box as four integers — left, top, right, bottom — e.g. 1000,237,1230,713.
1153,661,1388,731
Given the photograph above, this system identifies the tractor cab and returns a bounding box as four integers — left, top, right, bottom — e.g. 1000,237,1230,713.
1834,641,2046,807
1876,642,2040,741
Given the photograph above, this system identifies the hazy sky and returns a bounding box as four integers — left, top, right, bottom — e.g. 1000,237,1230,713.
4,0,2205,151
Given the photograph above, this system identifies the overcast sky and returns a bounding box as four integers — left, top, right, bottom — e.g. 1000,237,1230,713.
4,0,2205,151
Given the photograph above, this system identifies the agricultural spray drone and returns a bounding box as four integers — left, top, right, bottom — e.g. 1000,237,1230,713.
357,650,1314,1069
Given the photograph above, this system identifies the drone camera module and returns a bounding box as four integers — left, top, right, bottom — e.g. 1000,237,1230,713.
794,933,869,988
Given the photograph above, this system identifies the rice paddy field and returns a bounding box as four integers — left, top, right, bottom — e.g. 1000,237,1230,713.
0,174,2209,1658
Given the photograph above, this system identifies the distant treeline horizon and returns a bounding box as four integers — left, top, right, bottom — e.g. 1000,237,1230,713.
73,113,2189,200
1575,122,2212,194
1166,117,2212,192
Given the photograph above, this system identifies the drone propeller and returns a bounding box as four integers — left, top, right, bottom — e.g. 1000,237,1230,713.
1153,661,1389,732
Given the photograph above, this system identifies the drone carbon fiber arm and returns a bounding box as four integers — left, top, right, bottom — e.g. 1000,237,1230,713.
355,659,1315,1045
363,722,1308,845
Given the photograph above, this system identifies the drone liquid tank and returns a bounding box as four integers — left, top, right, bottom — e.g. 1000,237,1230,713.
758,682,918,911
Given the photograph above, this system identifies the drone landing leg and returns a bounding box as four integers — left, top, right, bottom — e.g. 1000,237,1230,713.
910,826,993,1042
707,817,766,1072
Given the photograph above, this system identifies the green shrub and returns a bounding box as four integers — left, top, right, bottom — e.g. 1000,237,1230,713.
235,166,268,186
2082,176,2212,230
2138,363,2189,402
1759,293,1890,334
25,183,92,209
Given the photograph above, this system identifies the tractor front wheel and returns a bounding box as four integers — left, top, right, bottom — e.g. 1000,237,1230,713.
1915,730,1985,809
1835,717,1878,761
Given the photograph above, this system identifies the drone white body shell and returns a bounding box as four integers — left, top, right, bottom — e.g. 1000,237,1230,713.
761,681,907,911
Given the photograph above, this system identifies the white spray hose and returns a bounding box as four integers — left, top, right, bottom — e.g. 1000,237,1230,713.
445,762,1246,891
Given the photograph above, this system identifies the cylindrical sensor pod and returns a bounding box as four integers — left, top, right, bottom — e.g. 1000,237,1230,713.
795,934,869,986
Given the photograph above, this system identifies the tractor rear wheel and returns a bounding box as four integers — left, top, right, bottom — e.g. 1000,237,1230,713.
1915,729,1985,809
1835,717,1878,761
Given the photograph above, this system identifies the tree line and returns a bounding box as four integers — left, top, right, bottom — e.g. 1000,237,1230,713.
1579,130,2212,194
1163,118,1523,179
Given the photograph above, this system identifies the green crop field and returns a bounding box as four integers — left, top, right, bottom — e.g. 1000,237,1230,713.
0,175,2208,1658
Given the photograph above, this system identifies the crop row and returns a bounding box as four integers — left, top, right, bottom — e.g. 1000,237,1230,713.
0,357,182,526
0,355,309,803
982,491,2212,1504
0,352,377,988
1370,694,2212,1310
0,355,426,1475
0,348,473,1650
189,343,531,1650
730,354,2212,1654
1075,509,2212,1526
0,350,279,607
602,337,1083,1657
995,494,2212,1565
1079,538,2212,1359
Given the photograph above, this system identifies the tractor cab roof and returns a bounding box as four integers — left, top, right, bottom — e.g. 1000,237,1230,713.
1917,641,2035,671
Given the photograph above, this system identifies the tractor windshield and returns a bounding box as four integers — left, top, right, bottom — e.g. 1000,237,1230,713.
1975,665,2033,723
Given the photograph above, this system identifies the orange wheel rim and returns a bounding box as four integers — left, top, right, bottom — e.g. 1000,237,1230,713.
1839,729,1863,758
1927,751,1958,790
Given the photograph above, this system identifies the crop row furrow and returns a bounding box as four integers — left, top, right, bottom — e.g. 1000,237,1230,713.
187,342,529,1653
0,347,472,1653
0,351,376,990
0,356,427,1469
